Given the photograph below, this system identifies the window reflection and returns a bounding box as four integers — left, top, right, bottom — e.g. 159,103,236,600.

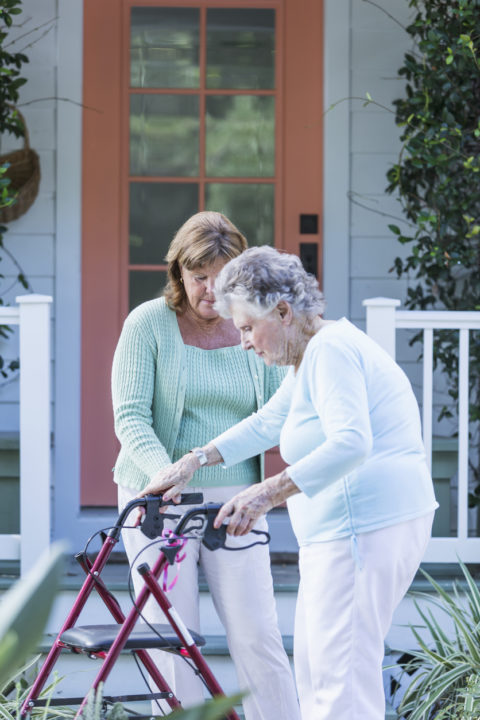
129,270,167,311
130,183,198,264
206,8,275,89
130,94,199,176
128,7,277,310
130,7,200,88
206,183,274,246
206,96,275,177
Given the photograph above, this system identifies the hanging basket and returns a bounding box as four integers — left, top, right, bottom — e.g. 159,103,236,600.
0,109,40,224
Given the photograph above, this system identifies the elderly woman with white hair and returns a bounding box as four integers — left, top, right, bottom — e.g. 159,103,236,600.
138,245,438,720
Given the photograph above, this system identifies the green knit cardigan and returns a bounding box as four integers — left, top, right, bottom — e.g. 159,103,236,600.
112,297,286,491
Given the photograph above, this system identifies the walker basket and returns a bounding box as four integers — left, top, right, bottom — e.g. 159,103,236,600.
0,110,40,224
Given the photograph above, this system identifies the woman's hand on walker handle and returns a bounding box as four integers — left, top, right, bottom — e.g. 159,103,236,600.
214,470,300,536
135,454,197,503
135,443,224,503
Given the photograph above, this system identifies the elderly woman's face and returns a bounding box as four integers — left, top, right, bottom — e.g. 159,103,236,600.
180,257,227,320
231,302,290,366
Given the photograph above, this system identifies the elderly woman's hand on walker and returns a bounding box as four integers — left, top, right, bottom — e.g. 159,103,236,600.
214,469,300,536
135,443,225,503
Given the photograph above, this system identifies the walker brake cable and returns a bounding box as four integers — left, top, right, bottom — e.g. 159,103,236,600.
158,528,188,591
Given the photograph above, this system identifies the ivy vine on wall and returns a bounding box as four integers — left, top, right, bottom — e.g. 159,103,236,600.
386,0,480,505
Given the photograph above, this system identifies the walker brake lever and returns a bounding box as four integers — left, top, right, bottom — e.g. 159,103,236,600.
202,505,227,551
140,493,204,539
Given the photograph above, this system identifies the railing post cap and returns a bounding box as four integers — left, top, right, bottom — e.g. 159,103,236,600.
362,297,401,308
15,294,53,305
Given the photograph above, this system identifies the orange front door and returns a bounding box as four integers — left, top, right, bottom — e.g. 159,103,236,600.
81,0,323,504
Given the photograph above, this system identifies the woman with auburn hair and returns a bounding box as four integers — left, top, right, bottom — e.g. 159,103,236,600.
112,213,300,719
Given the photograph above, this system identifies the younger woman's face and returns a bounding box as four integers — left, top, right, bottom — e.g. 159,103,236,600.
180,258,227,321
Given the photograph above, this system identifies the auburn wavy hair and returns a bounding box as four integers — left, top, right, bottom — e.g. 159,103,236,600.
164,211,248,312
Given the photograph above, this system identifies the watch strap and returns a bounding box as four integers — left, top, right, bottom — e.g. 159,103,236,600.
191,447,208,466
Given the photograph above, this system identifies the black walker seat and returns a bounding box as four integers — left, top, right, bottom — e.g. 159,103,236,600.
60,623,206,653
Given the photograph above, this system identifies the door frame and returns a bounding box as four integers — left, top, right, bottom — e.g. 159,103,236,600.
81,0,323,505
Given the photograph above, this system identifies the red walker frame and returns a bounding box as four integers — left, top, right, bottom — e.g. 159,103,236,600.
21,494,250,720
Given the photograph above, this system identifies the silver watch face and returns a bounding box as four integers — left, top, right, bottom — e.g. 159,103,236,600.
192,448,208,465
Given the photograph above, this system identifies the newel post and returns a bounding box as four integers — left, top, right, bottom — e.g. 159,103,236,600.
16,294,52,574
362,297,401,359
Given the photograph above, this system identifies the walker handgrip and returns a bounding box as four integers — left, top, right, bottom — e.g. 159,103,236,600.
160,493,204,507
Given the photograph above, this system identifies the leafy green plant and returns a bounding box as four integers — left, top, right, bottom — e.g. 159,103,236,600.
397,561,480,719
0,163,15,210
165,694,244,720
386,0,480,503
0,544,66,689
79,686,243,720
0,543,72,719
0,0,28,139
0,656,73,720
0,0,31,381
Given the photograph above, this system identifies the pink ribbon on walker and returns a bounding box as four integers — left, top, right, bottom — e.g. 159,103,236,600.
161,529,188,592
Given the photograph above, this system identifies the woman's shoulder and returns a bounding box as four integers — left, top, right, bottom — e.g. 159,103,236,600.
312,318,360,346
125,296,175,330
120,297,180,353
305,319,364,368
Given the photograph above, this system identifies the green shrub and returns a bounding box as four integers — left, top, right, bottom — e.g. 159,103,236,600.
398,562,480,719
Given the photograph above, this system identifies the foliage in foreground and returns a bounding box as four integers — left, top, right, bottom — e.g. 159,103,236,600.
80,688,243,720
0,543,71,719
0,656,73,720
397,561,480,719
0,544,66,690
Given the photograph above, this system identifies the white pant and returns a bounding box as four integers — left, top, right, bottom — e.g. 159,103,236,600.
294,512,434,720
118,484,300,720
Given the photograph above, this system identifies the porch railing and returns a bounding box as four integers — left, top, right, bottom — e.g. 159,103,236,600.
363,297,480,563
0,295,52,573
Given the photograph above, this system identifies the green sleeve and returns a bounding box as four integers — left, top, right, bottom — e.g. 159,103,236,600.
112,314,172,479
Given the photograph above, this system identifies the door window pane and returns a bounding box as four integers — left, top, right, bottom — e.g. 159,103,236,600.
130,7,200,88
206,96,275,177
129,270,167,311
205,183,274,246
130,183,198,265
206,9,275,89
130,94,199,176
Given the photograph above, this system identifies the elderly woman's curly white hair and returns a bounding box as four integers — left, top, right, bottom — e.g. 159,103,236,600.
214,245,325,319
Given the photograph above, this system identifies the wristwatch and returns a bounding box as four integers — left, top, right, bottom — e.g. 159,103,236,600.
190,447,208,466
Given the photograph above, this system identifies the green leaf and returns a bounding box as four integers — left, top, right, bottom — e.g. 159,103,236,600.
388,224,401,235
0,543,67,689
154,693,244,720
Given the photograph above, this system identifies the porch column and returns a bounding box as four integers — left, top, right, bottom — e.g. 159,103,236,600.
362,297,401,359
17,295,52,574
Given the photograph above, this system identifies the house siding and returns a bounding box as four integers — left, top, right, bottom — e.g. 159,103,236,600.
349,0,413,324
